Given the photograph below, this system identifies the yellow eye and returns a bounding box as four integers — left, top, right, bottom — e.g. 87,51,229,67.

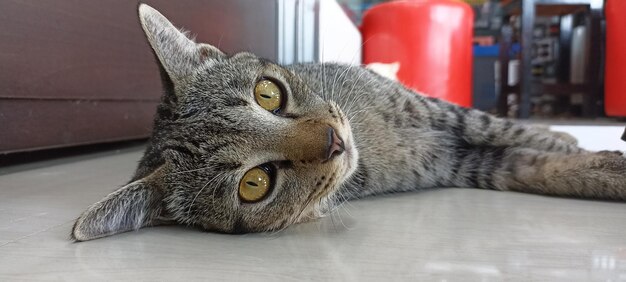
239,167,271,202
254,79,282,111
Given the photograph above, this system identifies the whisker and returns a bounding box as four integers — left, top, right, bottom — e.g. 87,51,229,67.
186,171,227,217
338,67,368,110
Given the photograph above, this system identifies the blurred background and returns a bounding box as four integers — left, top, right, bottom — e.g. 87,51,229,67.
0,0,624,160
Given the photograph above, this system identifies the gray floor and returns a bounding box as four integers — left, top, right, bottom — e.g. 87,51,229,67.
1,126,626,281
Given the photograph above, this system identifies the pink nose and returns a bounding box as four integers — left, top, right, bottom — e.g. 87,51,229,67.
326,127,345,161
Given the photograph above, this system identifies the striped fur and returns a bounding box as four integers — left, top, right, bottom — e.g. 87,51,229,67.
71,5,626,241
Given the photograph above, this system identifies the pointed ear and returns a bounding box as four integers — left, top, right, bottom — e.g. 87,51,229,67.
138,4,224,81
71,167,167,241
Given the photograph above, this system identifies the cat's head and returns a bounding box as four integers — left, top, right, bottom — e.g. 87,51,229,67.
71,4,358,241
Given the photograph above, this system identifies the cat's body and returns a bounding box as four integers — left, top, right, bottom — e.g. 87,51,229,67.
71,5,626,241
284,64,621,214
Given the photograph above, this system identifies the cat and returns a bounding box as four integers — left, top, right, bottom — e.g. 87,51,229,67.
71,4,626,241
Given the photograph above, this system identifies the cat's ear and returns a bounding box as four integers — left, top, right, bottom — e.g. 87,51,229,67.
138,4,224,81
71,167,167,241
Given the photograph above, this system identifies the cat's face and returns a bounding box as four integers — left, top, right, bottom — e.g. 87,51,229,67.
71,4,358,241
161,51,358,233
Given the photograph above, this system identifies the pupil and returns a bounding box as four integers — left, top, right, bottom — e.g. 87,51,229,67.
260,94,272,99
246,181,258,187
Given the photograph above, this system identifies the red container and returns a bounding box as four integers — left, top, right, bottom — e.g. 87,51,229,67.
361,0,474,107
605,0,626,117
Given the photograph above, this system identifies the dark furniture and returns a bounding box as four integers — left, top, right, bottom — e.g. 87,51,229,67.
0,0,281,154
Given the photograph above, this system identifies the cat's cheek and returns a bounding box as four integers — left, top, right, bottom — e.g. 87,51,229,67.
342,146,359,180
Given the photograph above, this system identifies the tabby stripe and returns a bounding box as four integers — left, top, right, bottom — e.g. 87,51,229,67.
466,149,481,187
388,93,397,107
451,147,470,178
504,120,514,130
484,133,496,144
212,162,243,171
480,114,491,130
484,147,506,190
527,154,539,167
546,138,556,151
414,97,436,128
453,108,466,138
231,217,247,234
476,153,488,189
163,145,193,156
525,133,538,145
412,169,422,182
512,127,525,139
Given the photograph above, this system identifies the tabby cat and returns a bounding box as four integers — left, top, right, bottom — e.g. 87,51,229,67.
71,4,626,241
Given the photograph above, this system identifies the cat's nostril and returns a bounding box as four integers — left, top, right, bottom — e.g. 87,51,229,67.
326,127,345,161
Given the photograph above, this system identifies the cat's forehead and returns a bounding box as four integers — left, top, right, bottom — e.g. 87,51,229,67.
203,53,288,81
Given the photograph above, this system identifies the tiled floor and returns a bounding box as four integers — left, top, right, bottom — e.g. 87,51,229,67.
1,125,625,281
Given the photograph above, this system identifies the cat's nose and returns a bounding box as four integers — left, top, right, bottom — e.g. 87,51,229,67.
326,127,345,161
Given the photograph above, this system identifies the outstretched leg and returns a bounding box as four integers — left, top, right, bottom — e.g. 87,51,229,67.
415,97,626,200
447,146,626,201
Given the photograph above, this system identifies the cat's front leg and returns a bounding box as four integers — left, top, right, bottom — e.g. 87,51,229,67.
497,148,626,200
443,145,626,201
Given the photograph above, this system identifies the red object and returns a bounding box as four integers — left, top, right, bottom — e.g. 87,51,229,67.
361,0,474,107
605,0,626,117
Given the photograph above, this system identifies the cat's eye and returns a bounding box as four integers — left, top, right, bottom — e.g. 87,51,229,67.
239,166,273,203
254,79,282,112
